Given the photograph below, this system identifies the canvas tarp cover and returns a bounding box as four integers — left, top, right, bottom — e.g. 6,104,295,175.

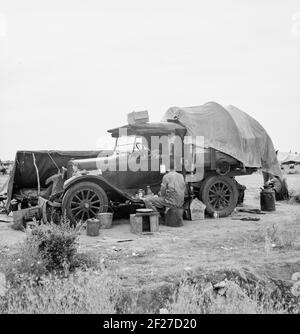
162,102,282,178
6,150,112,211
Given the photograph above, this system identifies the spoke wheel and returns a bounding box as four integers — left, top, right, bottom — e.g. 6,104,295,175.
62,181,108,226
200,176,238,217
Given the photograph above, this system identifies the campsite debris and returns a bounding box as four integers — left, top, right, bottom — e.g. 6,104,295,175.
291,281,300,297
185,198,206,220
0,194,7,208
214,279,228,289
213,211,220,219
112,246,122,252
237,208,266,215
211,279,256,311
0,219,10,223
291,272,300,281
26,218,38,230
184,267,192,271
232,217,261,222
117,239,134,243
12,206,41,231
219,246,237,251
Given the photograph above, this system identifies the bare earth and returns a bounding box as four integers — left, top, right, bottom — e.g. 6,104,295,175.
1,173,300,291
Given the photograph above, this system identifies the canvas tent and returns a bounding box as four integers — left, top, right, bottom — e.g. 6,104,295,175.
281,152,300,165
5,150,112,212
162,102,282,178
277,152,290,164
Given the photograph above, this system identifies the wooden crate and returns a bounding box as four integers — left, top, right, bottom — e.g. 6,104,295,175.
13,206,41,222
130,212,159,234
12,206,41,230
127,111,149,125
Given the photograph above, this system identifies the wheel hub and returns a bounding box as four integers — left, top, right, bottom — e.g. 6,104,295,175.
208,182,232,210
69,189,103,221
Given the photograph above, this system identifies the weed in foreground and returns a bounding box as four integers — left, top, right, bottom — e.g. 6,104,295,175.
164,278,300,314
1,269,120,314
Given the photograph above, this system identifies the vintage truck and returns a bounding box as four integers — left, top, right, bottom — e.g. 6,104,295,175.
7,102,281,224
61,123,256,225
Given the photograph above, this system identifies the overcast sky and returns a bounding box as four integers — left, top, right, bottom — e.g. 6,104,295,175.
0,0,300,160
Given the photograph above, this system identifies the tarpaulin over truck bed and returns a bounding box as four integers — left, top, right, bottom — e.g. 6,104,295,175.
6,150,113,211
162,102,282,178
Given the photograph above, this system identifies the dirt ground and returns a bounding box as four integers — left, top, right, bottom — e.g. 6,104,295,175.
1,173,300,293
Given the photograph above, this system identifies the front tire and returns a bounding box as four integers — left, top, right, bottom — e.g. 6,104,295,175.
62,181,108,226
200,176,238,217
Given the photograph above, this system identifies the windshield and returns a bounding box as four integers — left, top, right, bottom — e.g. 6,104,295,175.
115,136,149,153
115,136,136,153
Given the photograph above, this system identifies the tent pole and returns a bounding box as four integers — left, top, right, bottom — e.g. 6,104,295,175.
32,153,40,196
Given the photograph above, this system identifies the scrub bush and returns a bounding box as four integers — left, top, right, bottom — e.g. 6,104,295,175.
4,219,96,287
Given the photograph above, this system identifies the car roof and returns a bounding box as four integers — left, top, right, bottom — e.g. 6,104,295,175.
107,121,186,137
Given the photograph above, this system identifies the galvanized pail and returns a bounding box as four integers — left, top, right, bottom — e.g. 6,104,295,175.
97,212,113,229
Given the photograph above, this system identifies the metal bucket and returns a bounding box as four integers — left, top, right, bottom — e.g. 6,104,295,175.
86,218,100,236
97,212,113,229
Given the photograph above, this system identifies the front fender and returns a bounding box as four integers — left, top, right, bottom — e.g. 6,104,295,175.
63,175,133,202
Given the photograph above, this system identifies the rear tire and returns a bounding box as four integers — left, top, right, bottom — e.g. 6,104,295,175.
62,181,108,226
200,176,238,217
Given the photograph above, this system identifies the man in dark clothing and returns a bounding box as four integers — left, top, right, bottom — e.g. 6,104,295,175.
143,158,186,212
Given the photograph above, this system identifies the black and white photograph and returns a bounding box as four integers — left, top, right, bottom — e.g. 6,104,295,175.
0,0,300,319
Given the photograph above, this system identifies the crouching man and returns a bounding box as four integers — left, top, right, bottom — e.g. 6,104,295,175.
143,158,186,218
263,171,289,201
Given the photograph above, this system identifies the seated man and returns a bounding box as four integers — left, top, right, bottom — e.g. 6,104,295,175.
143,158,186,216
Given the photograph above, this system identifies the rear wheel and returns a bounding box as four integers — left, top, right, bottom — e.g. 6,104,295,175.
200,176,238,217
62,181,108,226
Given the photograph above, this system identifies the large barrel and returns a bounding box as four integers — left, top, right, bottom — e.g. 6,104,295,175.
260,187,276,211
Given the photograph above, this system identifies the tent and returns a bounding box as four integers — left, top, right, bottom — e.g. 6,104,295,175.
281,152,300,165
6,150,112,212
277,152,290,164
162,102,282,178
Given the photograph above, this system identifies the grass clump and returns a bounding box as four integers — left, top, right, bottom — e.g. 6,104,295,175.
164,278,300,314
1,269,120,314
